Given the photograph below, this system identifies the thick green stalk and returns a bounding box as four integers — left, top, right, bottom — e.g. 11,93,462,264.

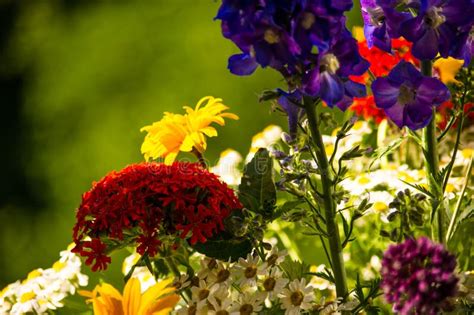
304,99,348,299
421,60,444,244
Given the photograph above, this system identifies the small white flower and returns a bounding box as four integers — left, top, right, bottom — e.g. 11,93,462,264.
191,279,221,310
208,286,232,315
211,149,243,186
260,268,289,300
309,265,335,293
233,254,261,288
246,125,283,162
230,292,264,315
177,302,208,315
363,190,396,223
173,274,191,291
122,251,141,275
279,278,315,315
207,260,233,286
197,257,219,279
262,248,287,269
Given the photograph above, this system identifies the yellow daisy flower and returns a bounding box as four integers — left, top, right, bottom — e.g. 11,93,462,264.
141,96,238,165
79,278,179,315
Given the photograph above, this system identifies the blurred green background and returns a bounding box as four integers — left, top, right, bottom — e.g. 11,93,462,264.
0,0,360,288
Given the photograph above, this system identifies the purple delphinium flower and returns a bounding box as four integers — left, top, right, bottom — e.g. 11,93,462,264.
360,0,410,52
216,0,355,76
398,0,474,60
372,60,450,130
216,0,304,75
293,2,346,53
303,33,369,108
452,25,474,65
381,237,458,314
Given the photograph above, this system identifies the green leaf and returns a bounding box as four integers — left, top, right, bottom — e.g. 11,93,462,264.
238,148,277,219
399,180,435,198
273,199,305,220
279,257,311,281
191,233,253,262
369,136,406,170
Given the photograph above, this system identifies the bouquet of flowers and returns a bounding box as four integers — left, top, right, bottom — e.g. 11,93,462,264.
1,0,473,314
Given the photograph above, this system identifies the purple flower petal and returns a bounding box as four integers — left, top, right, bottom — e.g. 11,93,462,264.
412,28,439,60
228,53,258,75
416,77,450,105
384,102,406,128
405,101,434,129
372,78,400,109
387,61,422,85
320,72,344,107
303,68,321,96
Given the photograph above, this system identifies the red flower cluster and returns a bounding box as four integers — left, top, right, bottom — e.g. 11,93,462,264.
72,162,242,271
438,101,474,129
349,38,418,123
350,96,386,124
351,38,418,85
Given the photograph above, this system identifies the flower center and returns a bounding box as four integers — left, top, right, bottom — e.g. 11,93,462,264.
244,266,257,278
198,289,210,300
301,12,316,30
320,54,340,74
290,290,304,306
190,276,200,287
217,269,231,282
263,277,276,291
207,259,217,270
264,29,280,44
20,291,36,303
240,304,254,315
216,311,229,315
424,7,445,29
397,84,416,105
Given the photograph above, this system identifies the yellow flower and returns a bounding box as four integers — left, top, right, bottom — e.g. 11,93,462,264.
141,96,238,164
434,57,464,84
79,278,179,315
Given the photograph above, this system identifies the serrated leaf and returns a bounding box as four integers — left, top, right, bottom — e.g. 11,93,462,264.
370,137,406,169
280,257,310,281
399,180,435,198
238,148,277,219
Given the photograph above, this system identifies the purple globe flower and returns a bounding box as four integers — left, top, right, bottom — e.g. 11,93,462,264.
381,237,458,314
372,60,450,130
397,0,474,60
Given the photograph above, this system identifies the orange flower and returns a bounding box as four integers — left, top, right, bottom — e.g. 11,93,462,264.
79,278,179,315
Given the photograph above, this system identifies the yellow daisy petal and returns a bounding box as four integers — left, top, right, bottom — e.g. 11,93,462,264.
123,278,142,315
140,96,237,163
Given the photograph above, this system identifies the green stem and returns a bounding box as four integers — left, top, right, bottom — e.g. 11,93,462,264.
192,147,207,168
304,98,348,299
421,60,444,244
446,157,473,242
